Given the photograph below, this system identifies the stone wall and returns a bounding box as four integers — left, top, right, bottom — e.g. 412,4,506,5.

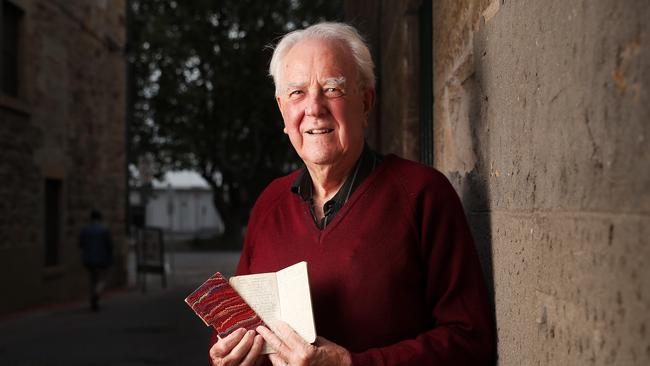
0,0,126,314
433,0,649,365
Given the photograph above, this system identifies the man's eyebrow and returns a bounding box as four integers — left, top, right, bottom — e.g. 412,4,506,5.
286,82,306,90
283,77,346,93
323,76,346,87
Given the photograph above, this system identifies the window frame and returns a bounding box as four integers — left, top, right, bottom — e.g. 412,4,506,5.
44,178,63,267
1,0,24,99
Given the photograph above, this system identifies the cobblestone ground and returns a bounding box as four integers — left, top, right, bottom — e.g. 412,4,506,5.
0,250,241,366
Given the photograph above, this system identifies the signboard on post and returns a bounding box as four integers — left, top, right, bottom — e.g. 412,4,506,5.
135,227,167,292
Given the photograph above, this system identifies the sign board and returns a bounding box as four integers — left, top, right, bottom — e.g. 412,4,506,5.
135,227,167,291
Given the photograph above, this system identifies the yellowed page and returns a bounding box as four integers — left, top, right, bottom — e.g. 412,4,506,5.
229,272,279,354
277,261,316,343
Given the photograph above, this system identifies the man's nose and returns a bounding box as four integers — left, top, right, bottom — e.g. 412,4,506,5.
305,91,326,117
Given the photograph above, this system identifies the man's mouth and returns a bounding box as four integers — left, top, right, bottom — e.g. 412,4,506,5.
306,128,334,135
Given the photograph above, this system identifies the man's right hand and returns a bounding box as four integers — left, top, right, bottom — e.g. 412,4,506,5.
209,328,264,366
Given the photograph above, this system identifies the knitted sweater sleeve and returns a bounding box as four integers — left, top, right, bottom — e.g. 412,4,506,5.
349,173,496,365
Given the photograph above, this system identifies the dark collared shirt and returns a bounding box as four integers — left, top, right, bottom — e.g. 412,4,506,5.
291,144,382,229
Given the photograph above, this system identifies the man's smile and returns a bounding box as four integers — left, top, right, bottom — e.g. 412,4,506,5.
306,128,334,135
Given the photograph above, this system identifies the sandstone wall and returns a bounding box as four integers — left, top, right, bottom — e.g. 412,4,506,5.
433,0,650,364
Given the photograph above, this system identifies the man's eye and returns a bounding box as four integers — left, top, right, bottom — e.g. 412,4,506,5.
324,88,343,97
289,90,303,98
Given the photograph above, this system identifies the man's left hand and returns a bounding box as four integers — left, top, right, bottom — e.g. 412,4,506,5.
256,321,352,366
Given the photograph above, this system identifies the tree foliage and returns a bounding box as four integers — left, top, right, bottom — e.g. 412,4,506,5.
128,0,342,237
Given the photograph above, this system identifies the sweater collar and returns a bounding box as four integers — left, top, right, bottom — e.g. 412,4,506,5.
290,144,381,229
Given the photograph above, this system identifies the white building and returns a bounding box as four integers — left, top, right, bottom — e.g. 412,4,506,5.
130,171,225,242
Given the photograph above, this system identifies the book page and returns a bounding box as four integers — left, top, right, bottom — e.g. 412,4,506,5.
229,273,280,326
230,272,280,354
277,262,316,343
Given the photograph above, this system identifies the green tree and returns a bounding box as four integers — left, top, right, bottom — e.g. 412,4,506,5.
128,0,342,241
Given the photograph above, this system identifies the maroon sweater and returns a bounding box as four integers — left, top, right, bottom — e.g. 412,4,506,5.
216,155,495,365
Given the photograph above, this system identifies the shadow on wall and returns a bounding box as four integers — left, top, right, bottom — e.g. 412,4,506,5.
447,69,497,356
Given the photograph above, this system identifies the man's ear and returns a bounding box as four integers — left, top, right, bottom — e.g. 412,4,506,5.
276,96,288,134
362,88,375,117
361,88,375,128
276,96,283,115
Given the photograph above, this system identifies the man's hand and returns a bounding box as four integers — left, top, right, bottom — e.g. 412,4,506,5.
256,321,352,366
209,328,264,366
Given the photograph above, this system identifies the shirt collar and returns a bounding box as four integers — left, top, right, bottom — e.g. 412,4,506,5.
290,143,380,205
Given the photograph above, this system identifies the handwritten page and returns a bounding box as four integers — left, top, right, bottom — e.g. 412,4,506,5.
230,273,280,324
228,262,316,353
230,272,279,354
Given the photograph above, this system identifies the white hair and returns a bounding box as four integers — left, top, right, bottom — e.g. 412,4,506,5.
269,22,376,96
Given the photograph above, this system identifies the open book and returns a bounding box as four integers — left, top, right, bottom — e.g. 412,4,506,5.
230,261,316,353
185,261,316,354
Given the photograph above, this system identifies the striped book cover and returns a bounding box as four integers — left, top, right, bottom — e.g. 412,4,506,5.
185,272,265,337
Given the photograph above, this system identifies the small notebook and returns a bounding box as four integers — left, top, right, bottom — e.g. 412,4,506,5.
184,272,265,338
185,262,316,354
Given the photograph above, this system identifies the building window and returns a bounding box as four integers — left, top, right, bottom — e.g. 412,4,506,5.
1,0,23,97
44,179,62,266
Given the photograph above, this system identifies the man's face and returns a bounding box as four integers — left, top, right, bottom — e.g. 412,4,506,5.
276,38,374,168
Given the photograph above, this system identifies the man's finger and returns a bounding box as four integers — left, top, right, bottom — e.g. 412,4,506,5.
239,334,264,366
256,325,292,357
273,320,310,351
210,328,247,359
268,353,289,366
226,329,256,361
314,336,333,347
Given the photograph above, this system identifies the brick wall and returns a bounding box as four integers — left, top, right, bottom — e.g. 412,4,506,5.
0,0,126,314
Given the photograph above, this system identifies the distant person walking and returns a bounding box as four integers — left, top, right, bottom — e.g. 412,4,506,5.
79,210,113,311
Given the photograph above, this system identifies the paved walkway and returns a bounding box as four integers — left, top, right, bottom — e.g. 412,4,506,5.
0,250,241,366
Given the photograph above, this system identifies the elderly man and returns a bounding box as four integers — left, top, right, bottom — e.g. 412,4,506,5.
209,22,494,366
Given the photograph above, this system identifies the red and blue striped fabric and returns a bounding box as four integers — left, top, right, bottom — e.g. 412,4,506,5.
185,272,264,337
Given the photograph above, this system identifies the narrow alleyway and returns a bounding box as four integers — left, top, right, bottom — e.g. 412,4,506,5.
0,250,241,366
